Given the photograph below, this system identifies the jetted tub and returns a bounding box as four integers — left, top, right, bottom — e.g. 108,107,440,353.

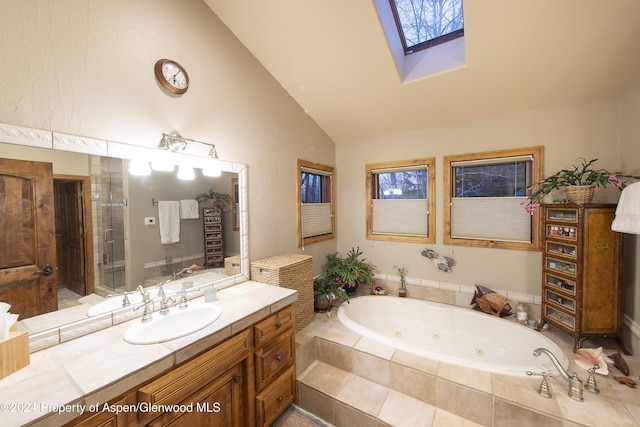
337,295,569,376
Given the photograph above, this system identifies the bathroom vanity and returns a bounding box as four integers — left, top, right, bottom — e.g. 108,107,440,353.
0,281,297,426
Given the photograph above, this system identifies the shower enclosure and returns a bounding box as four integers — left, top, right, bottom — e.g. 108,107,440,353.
93,157,127,294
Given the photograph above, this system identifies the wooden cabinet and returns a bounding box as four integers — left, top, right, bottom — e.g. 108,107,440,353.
254,306,295,427
537,204,622,351
203,208,224,267
138,328,250,426
63,391,138,427
65,306,296,427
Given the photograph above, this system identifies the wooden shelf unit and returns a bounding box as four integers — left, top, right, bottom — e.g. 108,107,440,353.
203,208,224,267
537,203,623,352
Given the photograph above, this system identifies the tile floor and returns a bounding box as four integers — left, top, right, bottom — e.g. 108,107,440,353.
294,311,640,427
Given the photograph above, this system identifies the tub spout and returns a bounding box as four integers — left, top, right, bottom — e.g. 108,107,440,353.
533,348,583,402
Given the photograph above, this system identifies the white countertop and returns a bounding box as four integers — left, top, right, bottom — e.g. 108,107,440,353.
0,281,297,427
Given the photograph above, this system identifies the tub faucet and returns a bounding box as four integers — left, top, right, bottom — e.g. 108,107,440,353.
173,267,193,280
533,348,583,402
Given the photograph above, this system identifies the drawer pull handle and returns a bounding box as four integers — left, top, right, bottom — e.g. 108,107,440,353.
277,396,283,403
233,375,241,384
276,354,282,361
275,321,282,329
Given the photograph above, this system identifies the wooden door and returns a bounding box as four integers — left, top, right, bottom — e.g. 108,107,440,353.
0,159,57,318
54,179,86,296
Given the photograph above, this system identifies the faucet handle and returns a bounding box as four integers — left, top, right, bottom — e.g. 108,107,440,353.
526,371,553,399
178,290,188,309
585,365,600,394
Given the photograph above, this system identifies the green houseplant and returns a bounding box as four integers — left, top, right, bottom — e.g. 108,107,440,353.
321,247,375,296
196,188,232,210
522,158,640,213
313,275,349,313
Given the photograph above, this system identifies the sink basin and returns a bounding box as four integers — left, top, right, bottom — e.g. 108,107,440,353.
86,289,174,317
123,303,222,344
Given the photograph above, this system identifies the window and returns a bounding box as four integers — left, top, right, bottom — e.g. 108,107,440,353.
297,159,335,247
444,147,543,250
391,0,464,54
366,158,435,243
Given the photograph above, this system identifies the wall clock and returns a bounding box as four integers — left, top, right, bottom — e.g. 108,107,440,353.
154,59,189,95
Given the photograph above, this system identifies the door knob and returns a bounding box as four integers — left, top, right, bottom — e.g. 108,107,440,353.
39,264,54,276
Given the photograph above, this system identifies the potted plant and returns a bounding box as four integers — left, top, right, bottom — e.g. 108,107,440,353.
522,158,640,213
196,188,232,210
321,247,375,296
313,275,349,313
394,265,407,297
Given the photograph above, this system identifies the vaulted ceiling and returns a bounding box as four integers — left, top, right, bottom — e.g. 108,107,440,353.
204,0,640,144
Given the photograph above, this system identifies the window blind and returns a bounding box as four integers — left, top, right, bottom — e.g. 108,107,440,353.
450,197,531,243
301,203,332,238
371,199,428,236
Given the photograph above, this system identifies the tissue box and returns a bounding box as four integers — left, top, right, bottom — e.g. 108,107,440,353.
0,327,29,380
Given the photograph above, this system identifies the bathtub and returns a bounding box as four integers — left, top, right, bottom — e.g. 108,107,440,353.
337,295,569,376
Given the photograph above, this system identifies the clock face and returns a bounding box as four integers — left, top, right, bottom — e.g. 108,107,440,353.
154,59,189,94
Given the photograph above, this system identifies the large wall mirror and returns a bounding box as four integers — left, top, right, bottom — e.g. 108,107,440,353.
0,123,248,335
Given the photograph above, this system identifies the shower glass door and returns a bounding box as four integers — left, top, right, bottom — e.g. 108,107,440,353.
97,157,127,293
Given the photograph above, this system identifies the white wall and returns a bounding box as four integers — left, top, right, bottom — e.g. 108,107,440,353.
337,96,623,296
0,0,337,274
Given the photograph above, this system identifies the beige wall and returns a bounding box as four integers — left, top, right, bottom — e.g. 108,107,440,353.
337,96,624,296
0,0,337,275
619,67,640,343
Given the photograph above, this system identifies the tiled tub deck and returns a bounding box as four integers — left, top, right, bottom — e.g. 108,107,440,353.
294,312,640,427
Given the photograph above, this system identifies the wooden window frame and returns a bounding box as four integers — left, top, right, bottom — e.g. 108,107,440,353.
366,157,436,243
297,159,335,247
443,146,543,250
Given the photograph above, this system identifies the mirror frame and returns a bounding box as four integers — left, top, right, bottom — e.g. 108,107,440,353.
0,121,249,347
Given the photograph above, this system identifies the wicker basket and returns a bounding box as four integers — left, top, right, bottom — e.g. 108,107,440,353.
251,254,313,332
565,185,594,205
224,255,241,276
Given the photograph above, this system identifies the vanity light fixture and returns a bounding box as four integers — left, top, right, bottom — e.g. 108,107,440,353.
202,145,221,177
150,160,175,172
159,133,188,152
177,164,195,180
129,159,151,176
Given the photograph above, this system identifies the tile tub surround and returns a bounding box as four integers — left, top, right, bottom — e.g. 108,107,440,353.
0,281,297,427
295,312,640,427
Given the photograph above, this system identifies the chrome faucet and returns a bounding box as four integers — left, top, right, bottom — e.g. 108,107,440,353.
134,285,153,323
173,267,193,280
159,293,176,315
533,348,584,401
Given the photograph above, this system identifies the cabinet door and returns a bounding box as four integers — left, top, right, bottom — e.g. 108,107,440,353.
147,364,243,427
582,208,620,333
68,392,138,427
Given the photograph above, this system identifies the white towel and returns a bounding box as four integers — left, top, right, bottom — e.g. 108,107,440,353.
179,199,199,219
158,201,180,244
612,182,640,234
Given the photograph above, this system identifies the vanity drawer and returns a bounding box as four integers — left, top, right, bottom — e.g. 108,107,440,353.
255,329,294,392
255,365,295,427
254,306,294,348
137,328,250,424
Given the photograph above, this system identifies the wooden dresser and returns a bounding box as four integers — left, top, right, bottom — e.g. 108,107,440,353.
537,204,622,351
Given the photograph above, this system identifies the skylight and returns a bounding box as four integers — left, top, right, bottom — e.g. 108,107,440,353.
374,0,466,82
391,0,464,54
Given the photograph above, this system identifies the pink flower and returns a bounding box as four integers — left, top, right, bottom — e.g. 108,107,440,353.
609,175,625,188
521,201,539,215
590,187,599,193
